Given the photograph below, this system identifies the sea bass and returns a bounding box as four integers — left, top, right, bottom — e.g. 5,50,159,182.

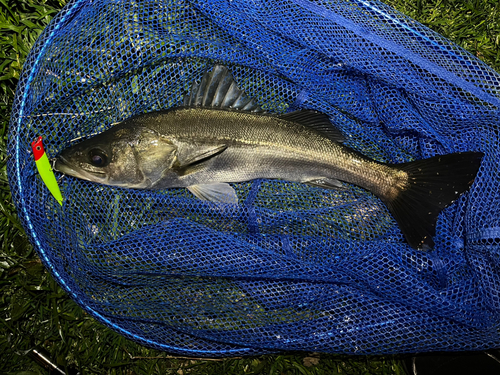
54,65,483,249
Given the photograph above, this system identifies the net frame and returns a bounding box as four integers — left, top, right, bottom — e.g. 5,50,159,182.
7,0,500,356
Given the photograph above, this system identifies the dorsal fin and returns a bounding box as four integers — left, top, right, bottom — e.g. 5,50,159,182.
279,110,345,143
183,65,264,113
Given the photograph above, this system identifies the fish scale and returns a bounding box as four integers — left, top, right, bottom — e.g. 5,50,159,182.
129,107,394,195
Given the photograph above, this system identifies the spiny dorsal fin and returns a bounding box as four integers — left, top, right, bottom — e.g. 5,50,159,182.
279,110,345,143
183,65,264,113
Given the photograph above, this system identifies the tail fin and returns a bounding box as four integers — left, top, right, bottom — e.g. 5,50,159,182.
383,152,484,250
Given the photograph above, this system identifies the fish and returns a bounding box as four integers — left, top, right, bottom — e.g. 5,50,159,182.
54,64,484,249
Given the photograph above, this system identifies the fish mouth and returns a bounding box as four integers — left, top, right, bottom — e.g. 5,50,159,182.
54,156,106,182
53,156,80,176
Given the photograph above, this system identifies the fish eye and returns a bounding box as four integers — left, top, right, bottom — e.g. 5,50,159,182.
89,149,108,167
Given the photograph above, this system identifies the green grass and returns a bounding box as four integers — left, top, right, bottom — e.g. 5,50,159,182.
1,0,499,374
385,0,500,68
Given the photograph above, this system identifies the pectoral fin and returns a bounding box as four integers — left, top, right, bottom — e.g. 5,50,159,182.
187,183,239,204
177,144,227,167
174,144,227,176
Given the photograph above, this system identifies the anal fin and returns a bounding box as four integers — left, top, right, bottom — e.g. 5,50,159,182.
304,178,345,190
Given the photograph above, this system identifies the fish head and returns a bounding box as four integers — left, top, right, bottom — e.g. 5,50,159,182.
54,125,178,188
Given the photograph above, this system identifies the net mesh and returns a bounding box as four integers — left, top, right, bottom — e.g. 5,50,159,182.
7,0,500,356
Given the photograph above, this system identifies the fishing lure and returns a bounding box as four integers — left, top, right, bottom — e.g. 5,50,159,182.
32,136,63,206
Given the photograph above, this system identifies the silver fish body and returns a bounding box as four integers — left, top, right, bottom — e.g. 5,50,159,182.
54,65,483,249
70,107,399,196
